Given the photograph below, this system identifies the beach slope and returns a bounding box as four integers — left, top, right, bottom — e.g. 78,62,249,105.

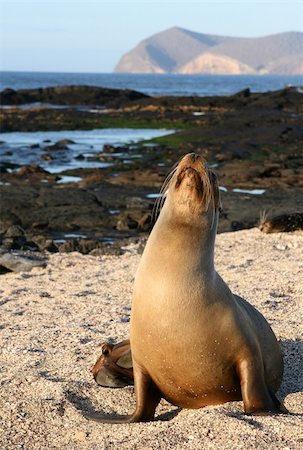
0,229,302,449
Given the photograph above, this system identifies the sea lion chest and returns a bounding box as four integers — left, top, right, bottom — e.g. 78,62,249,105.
130,249,242,407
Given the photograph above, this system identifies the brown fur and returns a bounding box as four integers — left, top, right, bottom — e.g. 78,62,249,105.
86,153,286,423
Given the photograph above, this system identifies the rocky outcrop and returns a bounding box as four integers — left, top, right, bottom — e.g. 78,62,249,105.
0,85,149,106
1,88,302,256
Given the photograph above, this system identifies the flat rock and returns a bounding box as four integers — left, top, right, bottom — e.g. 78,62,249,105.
0,252,47,273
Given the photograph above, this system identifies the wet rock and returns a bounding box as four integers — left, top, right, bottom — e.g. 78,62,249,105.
40,154,54,161
0,85,149,107
103,144,117,153
75,154,85,160
79,172,106,186
116,214,138,231
56,139,75,146
260,165,281,178
30,235,59,252
1,236,25,251
17,165,46,176
137,212,152,231
1,216,40,252
0,251,47,273
97,154,115,163
4,225,25,238
57,239,107,254
0,212,22,234
126,196,148,209
0,161,19,172
0,166,9,174
1,235,40,252
43,142,68,151
234,88,251,98
9,165,58,184
231,221,246,231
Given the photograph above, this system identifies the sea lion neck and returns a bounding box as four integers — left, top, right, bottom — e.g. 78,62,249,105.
145,208,217,275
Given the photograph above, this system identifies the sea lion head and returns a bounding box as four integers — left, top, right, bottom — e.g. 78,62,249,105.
92,340,133,388
158,153,221,229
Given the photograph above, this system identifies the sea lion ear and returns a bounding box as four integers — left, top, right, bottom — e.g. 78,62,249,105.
116,350,133,369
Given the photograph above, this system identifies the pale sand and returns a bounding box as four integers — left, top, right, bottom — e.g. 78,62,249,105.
0,228,302,450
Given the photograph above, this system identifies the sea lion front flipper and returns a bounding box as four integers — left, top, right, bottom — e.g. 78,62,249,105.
83,362,161,423
237,357,284,415
129,361,162,422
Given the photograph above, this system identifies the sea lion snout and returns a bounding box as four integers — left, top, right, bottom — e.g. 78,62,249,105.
178,153,208,178
176,154,206,186
173,153,218,213
188,152,200,162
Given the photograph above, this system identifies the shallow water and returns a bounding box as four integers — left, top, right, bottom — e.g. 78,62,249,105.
0,128,174,173
232,188,265,195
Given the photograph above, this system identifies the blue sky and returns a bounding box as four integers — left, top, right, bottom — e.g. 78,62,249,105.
0,0,302,72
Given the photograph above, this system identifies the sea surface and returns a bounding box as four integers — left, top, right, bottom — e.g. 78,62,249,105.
1,71,303,97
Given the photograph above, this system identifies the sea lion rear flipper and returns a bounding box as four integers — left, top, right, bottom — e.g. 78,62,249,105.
269,389,288,413
92,339,133,388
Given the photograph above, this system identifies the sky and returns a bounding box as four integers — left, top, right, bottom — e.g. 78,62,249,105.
0,0,302,73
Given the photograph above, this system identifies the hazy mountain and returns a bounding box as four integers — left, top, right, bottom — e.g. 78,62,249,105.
114,27,303,75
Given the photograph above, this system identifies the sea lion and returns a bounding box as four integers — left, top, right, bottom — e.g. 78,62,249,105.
92,339,133,388
86,153,285,423
259,212,303,233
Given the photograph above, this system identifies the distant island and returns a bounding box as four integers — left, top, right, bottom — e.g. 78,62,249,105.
114,27,303,75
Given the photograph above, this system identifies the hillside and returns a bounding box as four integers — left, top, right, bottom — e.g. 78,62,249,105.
114,27,303,74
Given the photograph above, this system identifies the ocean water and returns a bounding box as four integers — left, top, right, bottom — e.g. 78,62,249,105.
1,71,302,97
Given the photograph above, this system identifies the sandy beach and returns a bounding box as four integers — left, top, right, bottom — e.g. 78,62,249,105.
0,228,302,450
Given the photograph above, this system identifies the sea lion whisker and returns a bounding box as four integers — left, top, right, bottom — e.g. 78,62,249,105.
152,189,169,224
151,167,177,223
160,167,178,193
259,210,268,226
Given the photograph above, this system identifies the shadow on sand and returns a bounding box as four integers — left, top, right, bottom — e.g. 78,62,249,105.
64,338,302,422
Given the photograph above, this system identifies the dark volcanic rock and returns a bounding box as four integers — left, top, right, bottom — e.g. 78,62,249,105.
116,214,138,231
5,165,59,184
43,143,68,152
0,85,149,107
0,213,21,235
30,235,59,253
0,87,302,254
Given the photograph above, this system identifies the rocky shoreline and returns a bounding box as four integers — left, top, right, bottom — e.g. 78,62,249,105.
0,85,302,269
